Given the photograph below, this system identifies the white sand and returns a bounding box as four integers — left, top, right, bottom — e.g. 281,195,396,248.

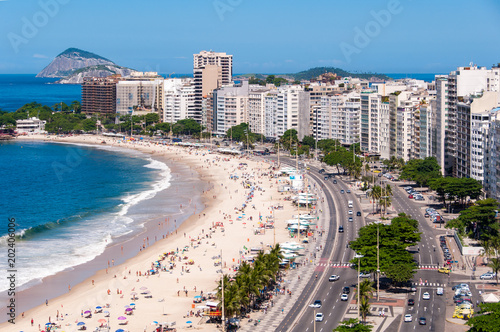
3,134,301,332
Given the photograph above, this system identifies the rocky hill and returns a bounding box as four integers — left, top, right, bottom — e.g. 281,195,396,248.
36,48,136,83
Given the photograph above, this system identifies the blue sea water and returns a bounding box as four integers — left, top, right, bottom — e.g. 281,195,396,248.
0,74,81,112
385,73,443,82
0,140,172,292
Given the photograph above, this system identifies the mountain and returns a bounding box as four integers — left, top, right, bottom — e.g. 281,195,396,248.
36,48,136,83
289,67,391,81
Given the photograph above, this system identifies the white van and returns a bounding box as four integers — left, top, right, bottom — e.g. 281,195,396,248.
436,287,444,295
348,200,353,208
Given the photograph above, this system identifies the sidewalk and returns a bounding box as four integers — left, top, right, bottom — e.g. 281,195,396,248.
239,173,330,332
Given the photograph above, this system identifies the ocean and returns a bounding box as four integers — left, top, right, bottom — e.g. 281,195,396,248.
0,73,442,112
0,140,176,293
0,74,82,112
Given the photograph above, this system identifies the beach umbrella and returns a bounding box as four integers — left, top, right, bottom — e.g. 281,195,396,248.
117,316,126,320
140,286,148,290
46,323,52,326
194,295,202,298
186,321,193,324
98,319,107,324
125,308,133,312
115,330,125,332
77,322,85,326
152,321,158,324
96,306,102,309
84,310,91,314
130,303,135,306
124,305,130,308
130,292,137,296
143,290,151,294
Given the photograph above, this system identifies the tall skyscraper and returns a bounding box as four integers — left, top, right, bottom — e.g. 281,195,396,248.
193,51,233,125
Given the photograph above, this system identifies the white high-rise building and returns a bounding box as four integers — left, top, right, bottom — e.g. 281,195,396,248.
163,78,195,124
214,81,249,136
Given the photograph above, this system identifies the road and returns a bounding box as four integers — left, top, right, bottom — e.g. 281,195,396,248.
388,179,448,331
273,158,364,332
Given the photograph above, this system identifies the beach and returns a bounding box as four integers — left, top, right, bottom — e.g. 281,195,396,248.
2,134,301,332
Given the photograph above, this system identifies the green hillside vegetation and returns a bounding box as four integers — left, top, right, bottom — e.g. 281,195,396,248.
57,48,112,62
290,67,391,81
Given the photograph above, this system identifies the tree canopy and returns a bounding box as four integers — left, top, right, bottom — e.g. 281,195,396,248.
349,213,420,286
446,198,499,241
400,157,441,186
428,177,482,208
466,302,500,332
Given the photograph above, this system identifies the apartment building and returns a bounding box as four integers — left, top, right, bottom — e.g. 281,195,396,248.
360,91,390,159
193,51,232,85
82,76,120,114
115,72,164,116
163,78,196,124
214,81,249,136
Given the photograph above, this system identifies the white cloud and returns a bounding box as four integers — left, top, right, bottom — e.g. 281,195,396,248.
33,54,48,59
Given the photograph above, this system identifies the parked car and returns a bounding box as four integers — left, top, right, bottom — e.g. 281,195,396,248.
452,283,470,290
408,194,414,199
480,272,496,280
359,272,371,278
415,195,425,201
319,169,325,174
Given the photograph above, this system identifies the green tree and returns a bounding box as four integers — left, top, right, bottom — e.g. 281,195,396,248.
385,264,415,286
488,258,500,285
279,129,299,152
266,75,276,84
356,280,375,322
333,318,373,332
466,302,500,331
302,135,315,148
446,198,499,241
400,157,441,187
145,112,159,127
82,118,97,132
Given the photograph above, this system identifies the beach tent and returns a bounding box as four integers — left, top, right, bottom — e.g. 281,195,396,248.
206,301,219,307
482,293,500,303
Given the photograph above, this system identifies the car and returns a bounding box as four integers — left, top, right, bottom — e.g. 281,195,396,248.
424,212,430,217
310,300,322,308
333,180,337,184
408,299,415,306
422,292,430,300
340,294,349,301
404,314,412,322
438,267,451,274
348,210,353,215
346,189,351,193
419,317,426,325
329,275,340,282
481,272,496,280
356,211,361,216
452,283,470,291
359,272,371,278
348,217,353,222
408,194,414,199
319,169,325,174
342,286,350,294
340,189,345,194
415,196,425,201
315,313,324,322
436,287,444,295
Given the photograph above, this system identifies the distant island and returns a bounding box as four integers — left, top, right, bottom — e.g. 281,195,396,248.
36,48,136,84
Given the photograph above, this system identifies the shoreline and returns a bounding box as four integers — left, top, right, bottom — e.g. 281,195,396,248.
0,136,210,321
1,134,296,331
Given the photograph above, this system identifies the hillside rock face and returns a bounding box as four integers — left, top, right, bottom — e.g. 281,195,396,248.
36,48,136,83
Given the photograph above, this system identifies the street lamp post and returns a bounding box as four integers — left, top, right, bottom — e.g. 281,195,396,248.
377,223,380,301
355,253,364,319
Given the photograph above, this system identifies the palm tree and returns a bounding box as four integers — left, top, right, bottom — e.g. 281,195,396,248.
488,258,500,285
216,275,242,318
369,185,382,214
381,184,393,217
355,280,375,322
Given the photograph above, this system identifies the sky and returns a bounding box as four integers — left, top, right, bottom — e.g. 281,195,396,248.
0,0,499,75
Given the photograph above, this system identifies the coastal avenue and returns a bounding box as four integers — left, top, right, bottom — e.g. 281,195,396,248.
271,157,364,332
269,158,449,331
388,179,447,331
